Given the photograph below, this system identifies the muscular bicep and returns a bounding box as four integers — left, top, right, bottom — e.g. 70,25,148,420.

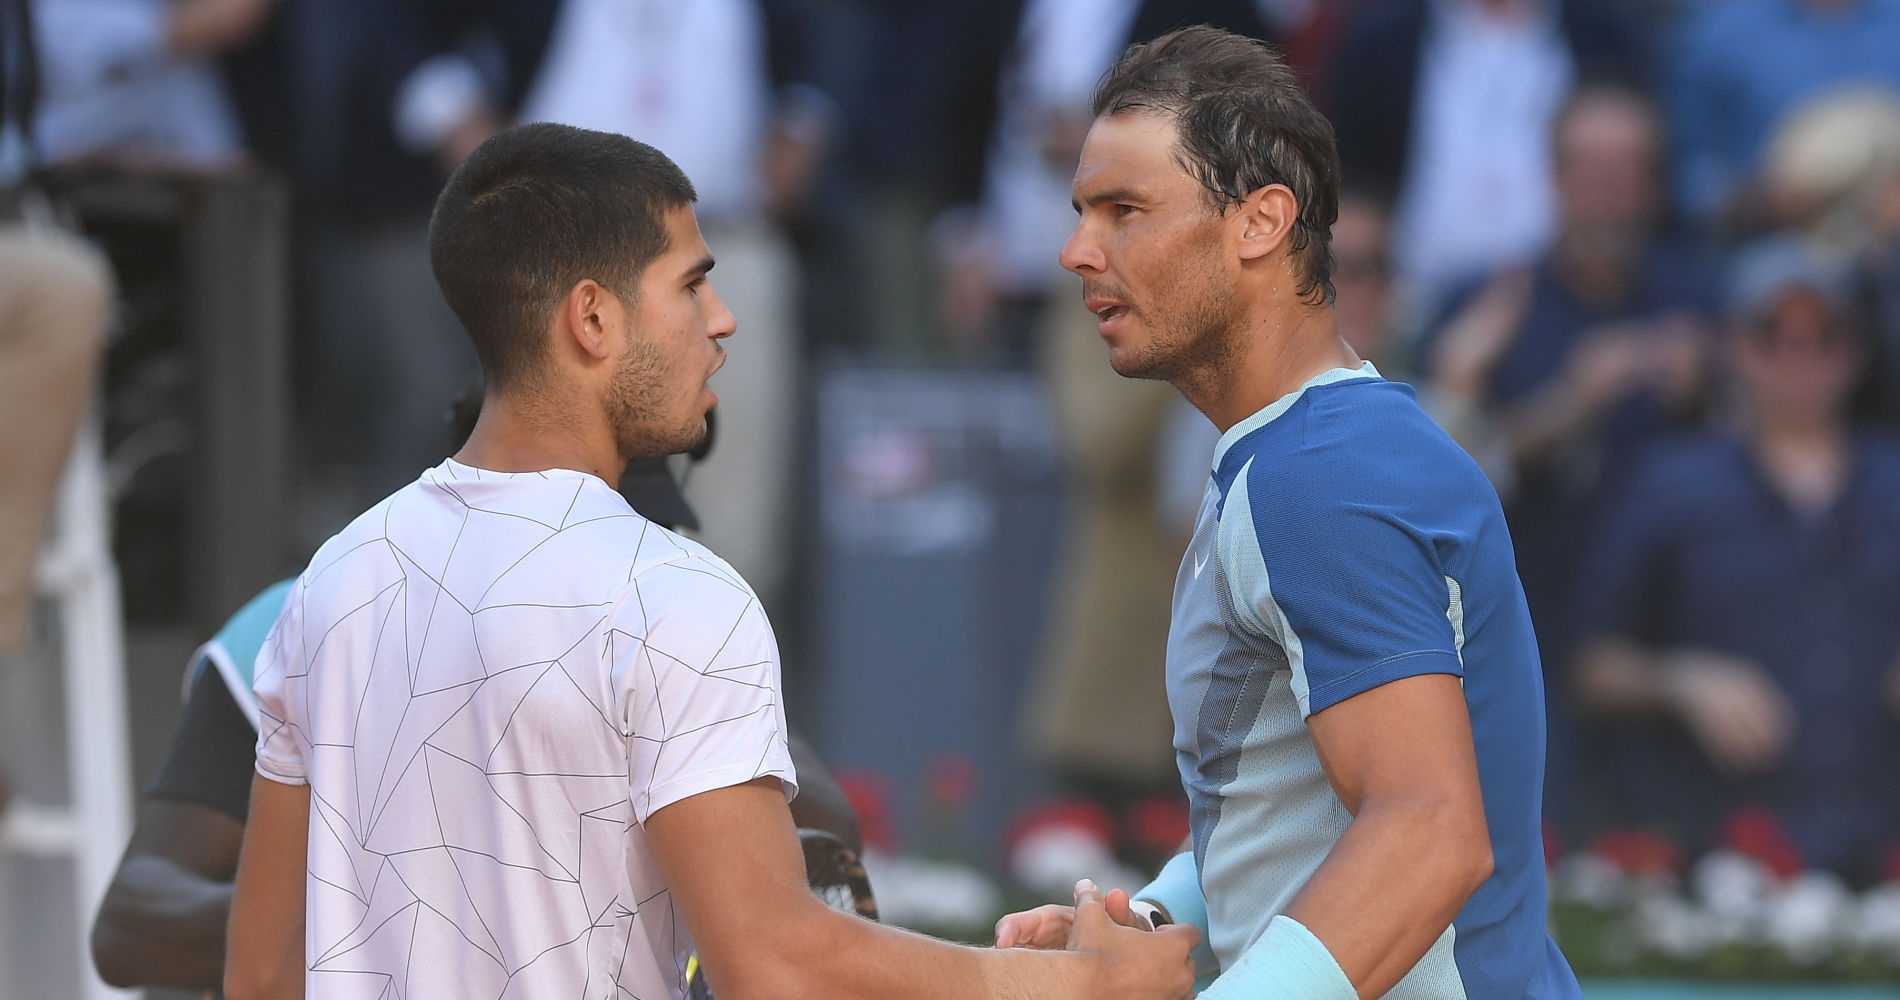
644,777,821,993
1306,674,1484,820
225,775,309,999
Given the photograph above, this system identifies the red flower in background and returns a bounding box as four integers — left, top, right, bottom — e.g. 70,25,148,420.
1006,799,1117,857
1591,829,1685,877
1124,797,1191,859
837,770,898,853
925,753,979,810
1721,806,1805,880
1881,841,1900,884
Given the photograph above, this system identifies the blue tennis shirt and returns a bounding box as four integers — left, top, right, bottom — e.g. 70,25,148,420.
187,577,296,728
1169,364,1579,999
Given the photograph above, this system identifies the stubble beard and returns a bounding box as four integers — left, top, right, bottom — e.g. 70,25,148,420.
1112,275,1241,399
607,339,707,463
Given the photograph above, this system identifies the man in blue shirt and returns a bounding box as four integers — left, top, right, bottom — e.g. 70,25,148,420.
996,25,1577,1000
1571,239,1900,880
1417,82,1716,834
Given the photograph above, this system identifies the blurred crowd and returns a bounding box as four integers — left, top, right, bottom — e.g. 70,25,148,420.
4,0,1900,889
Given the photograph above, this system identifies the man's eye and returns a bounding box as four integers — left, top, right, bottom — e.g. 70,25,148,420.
1114,204,1138,218
688,279,705,296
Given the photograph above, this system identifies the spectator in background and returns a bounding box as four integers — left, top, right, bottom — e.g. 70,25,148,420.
0,0,116,861
399,0,834,607
1329,0,1643,319
947,0,1278,366
1867,112,1900,425
0,224,107,652
1330,184,1399,367
1570,239,1900,881
268,0,546,539
0,0,115,656
24,0,271,170
1759,88,1900,262
1005,1,1279,830
1667,0,1900,232
1751,86,1900,427
1418,83,1714,825
1025,266,1182,821
829,0,1017,360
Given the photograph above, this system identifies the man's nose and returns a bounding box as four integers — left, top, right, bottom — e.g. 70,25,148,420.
1059,223,1104,276
706,284,737,339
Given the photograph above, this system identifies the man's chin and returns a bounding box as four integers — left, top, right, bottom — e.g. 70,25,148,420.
1107,344,1168,382
616,421,708,465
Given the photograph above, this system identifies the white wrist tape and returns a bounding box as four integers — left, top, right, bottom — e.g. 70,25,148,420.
1196,914,1355,1000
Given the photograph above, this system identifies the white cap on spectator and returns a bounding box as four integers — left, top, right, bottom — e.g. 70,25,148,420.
1726,238,1855,326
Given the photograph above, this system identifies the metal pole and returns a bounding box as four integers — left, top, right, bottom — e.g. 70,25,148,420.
38,417,135,1000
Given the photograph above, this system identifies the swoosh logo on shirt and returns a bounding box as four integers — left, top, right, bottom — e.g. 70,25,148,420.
1193,551,1209,579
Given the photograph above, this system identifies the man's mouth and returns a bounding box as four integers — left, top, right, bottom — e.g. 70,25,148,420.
1085,297,1131,323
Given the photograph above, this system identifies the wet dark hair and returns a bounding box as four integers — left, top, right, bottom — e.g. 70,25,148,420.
428,123,697,388
1094,25,1341,306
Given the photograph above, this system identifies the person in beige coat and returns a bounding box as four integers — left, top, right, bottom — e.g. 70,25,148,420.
1026,294,1182,798
0,221,109,650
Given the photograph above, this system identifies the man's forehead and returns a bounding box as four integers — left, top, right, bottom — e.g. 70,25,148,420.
1073,112,1189,195
662,203,704,238
659,205,712,263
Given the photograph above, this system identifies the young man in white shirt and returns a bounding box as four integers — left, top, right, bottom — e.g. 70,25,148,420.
223,121,1197,1000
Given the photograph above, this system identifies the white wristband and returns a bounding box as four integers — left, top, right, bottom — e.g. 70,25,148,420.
1196,914,1355,1000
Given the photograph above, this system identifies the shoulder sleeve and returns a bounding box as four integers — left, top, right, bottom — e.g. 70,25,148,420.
1225,453,1467,718
609,556,797,824
147,663,259,820
251,576,308,786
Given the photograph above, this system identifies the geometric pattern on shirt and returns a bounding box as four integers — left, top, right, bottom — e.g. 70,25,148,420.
252,460,794,1000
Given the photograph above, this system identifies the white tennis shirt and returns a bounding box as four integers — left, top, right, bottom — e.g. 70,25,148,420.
253,458,797,998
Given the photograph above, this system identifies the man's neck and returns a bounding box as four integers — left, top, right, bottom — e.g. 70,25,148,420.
1181,305,1360,433
454,391,627,485
1752,416,1852,515
1551,226,1643,309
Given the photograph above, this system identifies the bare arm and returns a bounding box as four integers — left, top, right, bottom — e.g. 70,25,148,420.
91,799,244,988
786,733,861,853
1000,677,1491,1000
645,777,1198,1000
1573,637,1793,774
224,776,308,1000
168,0,276,58
1287,674,1495,1000
1498,318,1702,472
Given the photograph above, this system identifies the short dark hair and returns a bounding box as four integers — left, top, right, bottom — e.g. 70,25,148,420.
428,123,697,387
1094,25,1341,306
1550,78,1666,166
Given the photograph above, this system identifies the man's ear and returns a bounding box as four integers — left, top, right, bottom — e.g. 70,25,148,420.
560,279,622,362
1236,184,1300,263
